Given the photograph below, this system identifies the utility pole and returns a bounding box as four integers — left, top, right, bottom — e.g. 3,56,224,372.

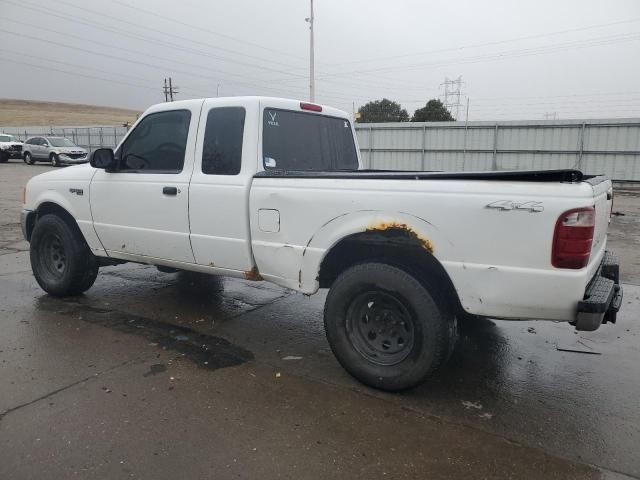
441,76,464,120
163,77,179,102
465,97,470,122
305,0,315,103
216,83,221,97
168,77,179,101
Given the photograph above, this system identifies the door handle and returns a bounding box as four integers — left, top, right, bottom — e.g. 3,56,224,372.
162,186,178,196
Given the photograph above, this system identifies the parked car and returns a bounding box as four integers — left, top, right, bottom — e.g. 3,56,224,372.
22,136,88,166
20,97,623,391
0,133,23,162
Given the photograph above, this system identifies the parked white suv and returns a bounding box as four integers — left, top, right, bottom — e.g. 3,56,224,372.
0,133,23,162
22,136,88,166
20,97,623,391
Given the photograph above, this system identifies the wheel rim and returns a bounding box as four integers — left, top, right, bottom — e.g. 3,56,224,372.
345,290,416,366
40,233,67,278
24,153,31,163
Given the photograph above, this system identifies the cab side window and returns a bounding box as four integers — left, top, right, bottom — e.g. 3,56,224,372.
118,110,191,172
202,107,245,175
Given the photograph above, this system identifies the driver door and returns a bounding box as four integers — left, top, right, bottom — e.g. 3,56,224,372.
90,103,202,263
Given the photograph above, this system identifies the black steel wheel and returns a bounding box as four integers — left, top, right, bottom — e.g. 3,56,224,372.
40,232,67,279
30,214,99,296
324,262,455,391
346,290,416,366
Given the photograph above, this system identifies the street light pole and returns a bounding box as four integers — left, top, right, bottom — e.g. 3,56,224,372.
306,0,315,103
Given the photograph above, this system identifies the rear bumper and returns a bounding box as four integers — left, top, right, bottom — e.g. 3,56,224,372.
575,251,623,331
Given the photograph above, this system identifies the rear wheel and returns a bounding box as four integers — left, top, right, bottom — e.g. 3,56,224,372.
50,153,61,167
324,262,455,391
24,151,34,164
30,214,99,296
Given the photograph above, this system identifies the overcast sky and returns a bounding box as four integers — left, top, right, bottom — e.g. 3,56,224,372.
1,0,639,120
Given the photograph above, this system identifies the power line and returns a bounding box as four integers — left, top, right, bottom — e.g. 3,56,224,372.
0,27,311,99
0,57,161,95
324,17,640,67
0,29,370,106
7,0,307,80
294,32,640,81
110,0,305,61
4,2,443,94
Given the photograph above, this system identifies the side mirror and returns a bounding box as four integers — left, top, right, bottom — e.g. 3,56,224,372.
90,148,117,170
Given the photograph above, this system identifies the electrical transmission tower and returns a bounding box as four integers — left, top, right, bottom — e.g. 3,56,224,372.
163,77,179,102
441,76,464,120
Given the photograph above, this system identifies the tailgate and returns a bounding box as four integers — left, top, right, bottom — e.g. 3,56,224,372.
589,176,613,258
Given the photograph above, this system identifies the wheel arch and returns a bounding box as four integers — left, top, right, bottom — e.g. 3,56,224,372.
300,210,463,315
318,230,464,316
26,200,83,242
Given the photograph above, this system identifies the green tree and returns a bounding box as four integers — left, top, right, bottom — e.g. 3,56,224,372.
356,98,409,123
412,99,455,122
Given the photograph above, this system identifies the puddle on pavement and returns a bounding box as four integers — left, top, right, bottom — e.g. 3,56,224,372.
37,296,254,371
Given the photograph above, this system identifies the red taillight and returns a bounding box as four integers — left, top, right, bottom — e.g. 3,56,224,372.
552,206,595,269
300,102,322,112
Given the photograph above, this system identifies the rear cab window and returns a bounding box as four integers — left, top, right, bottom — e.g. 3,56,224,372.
202,107,246,175
262,109,358,171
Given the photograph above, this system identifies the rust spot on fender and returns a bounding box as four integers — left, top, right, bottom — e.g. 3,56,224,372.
366,221,434,253
244,266,263,281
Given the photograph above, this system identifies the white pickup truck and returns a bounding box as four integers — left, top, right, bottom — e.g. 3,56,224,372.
22,97,622,390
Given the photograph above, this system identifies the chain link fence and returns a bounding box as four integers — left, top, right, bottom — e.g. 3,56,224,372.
0,126,129,153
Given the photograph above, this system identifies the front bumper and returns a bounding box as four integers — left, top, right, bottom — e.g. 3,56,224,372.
1,149,22,159
575,251,623,331
21,209,32,241
59,156,88,164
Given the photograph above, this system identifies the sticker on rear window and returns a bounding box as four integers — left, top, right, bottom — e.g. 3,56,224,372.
267,111,279,127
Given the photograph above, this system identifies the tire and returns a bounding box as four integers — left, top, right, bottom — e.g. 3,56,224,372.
0,152,8,163
324,262,455,391
24,151,34,165
30,214,99,296
50,153,61,167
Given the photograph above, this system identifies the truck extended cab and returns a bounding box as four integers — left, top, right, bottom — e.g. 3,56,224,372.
21,97,623,391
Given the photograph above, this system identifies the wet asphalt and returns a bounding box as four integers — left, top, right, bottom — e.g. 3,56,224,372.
1,162,639,479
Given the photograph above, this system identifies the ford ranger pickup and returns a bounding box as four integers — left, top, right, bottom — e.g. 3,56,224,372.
21,97,623,391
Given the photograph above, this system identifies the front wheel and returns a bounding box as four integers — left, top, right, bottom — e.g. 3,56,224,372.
0,151,8,163
24,151,34,164
324,262,455,391
30,214,99,296
50,153,61,167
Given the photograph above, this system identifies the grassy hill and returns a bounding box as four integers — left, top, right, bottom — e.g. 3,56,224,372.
0,99,141,126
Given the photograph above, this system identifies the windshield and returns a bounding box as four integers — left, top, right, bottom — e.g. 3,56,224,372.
0,135,16,142
262,109,358,171
48,137,77,147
